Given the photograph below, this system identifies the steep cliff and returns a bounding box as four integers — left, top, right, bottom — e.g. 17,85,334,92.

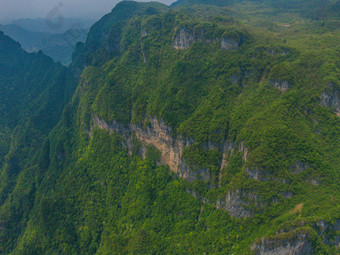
0,0,339,254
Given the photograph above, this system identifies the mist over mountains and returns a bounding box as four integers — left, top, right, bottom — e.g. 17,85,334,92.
10,18,96,34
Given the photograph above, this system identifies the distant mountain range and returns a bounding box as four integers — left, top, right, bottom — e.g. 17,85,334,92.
0,18,94,65
11,18,96,34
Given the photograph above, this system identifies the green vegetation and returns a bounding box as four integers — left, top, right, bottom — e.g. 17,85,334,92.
0,0,339,254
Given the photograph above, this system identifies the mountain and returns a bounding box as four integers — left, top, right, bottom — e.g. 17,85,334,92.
0,24,88,65
171,0,340,19
0,31,77,250
0,1,339,254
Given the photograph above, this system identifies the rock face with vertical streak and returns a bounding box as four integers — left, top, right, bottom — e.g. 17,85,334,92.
320,83,340,116
173,28,195,49
221,38,239,50
216,190,254,218
251,233,313,255
93,115,213,182
92,115,262,216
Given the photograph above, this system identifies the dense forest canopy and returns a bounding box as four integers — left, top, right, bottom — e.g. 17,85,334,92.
0,0,339,254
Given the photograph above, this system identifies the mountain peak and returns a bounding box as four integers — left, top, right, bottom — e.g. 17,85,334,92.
0,30,21,51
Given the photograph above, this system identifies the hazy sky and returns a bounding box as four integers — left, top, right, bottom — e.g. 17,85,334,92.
0,0,175,23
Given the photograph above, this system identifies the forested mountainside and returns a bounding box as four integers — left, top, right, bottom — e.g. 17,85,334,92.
0,0,339,254
0,31,77,251
0,31,76,165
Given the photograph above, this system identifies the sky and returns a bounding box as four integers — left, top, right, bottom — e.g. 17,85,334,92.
0,0,175,23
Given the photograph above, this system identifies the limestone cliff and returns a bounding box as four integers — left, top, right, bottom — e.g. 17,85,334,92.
173,28,195,49
91,115,262,217
92,115,211,182
251,233,313,255
91,115,299,219
221,37,239,50
320,83,340,116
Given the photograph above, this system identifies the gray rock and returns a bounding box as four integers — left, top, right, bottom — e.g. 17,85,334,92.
221,38,239,50
270,80,290,92
315,219,340,247
246,168,268,181
216,190,254,218
173,28,194,49
320,83,340,115
251,234,313,255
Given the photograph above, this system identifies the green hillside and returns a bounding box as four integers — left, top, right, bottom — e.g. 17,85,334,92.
0,31,77,251
0,0,339,254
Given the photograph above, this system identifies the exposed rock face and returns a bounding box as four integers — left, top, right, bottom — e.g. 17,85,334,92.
132,119,203,182
141,48,147,63
252,220,340,254
320,83,340,116
315,220,340,247
92,115,214,182
251,234,313,255
173,28,195,49
221,38,239,50
141,29,148,63
220,141,235,170
245,168,291,184
92,115,272,218
270,80,290,92
141,30,148,37
92,114,132,152
246,168,268,181
173,28,244,51
216,190,256,218
239,142,248,161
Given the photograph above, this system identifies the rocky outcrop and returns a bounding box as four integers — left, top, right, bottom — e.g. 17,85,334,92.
216,190,258,218
220,141,235,170
173,28,195,49
92,115,216,182
221,38,239,50
173,28,244,51
239,141,249,161
92,115,275,218
141,29,148,63
132,118,200,181
92,115,297,218
315,220,340,247
270,80,290,93
245,168,291,184
251,232,313,255
252,220,340,254
320,83,340,116
246,168,269,181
